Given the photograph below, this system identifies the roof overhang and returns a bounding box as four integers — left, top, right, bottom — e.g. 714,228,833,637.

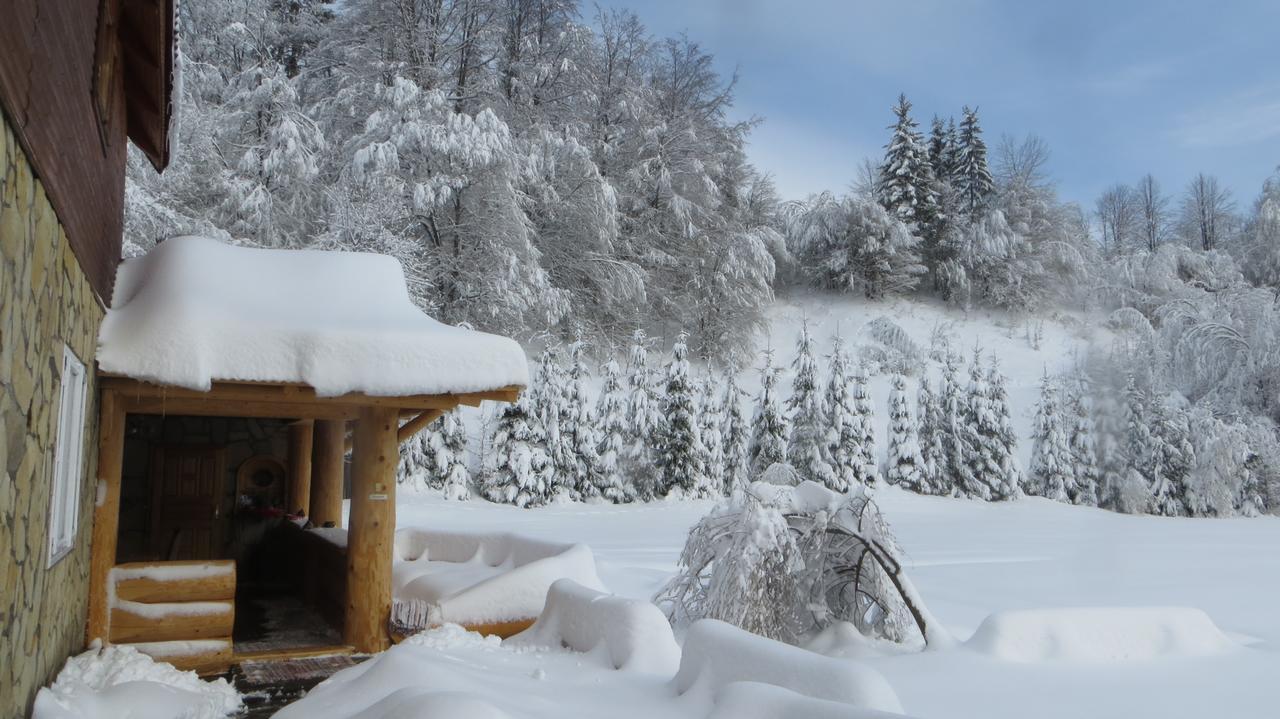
120,0,176,171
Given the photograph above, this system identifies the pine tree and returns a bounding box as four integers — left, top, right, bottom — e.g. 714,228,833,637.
824,340,857,492
886,375,925,488
397,429,433,491
1148,399,1193,517
1064,381,1100,506
563,337,603,501
786,322,834,486
914,375,947,494
483,399,552,508
1027,374,1072,502
533,347,576,501
595,359,635,503
749,350,790,476
955,105,994,218
927,116,953,186
940,352,968,497
625,330,662,499
721,368,751,496
1108,378,1155,513
876,94,938,229
700,374,727,496
850,362,879,487
434,409,472,501
655,333,712,498
984,362,1022,499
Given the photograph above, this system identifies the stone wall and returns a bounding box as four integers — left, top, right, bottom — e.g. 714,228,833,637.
0,112,105,716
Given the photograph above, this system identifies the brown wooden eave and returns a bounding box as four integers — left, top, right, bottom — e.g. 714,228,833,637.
120,0,175,171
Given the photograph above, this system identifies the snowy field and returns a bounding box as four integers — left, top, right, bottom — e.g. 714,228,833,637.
391,486,1280,718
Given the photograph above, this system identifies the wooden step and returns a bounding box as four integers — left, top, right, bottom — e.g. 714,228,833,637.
110,600,234,643
112,560,236,602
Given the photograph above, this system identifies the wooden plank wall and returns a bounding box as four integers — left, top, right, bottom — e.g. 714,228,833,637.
0,0,127,299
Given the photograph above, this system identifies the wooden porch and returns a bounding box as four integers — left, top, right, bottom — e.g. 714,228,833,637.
85,375,519,674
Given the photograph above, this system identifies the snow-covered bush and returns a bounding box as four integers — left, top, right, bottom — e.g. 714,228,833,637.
656,476,947,647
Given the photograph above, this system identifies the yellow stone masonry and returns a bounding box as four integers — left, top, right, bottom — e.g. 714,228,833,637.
0,111,105,717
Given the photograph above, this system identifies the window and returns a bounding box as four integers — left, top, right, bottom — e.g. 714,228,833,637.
48,346,88,566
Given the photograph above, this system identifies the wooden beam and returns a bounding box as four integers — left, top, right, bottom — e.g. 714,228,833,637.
344,406,398,653
397,409,445,443
310,419,346,528
110,601,234,643
87,389,126,645
99,375,522,413
113,560,236,603
287,420,315,516
118,394,359,420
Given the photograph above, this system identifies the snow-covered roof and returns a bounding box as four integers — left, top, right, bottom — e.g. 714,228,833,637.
98,236,529,397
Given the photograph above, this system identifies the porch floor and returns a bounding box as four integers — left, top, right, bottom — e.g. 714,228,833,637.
230,654,367,717
233,590,342,655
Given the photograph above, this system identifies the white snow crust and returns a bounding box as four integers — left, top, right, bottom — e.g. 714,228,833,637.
965,606,1237,662
32,642,241,719
509,579,681,674
393,528,604,625
98,235,529,397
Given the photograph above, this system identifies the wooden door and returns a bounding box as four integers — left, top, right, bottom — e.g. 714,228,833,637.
150,446,226,560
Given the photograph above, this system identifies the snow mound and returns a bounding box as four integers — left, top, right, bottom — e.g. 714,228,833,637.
393,528,605,626
674,619,904,714
510,579,681,674
32,642,241,719
98,235,529,397
965,607,1238,663
323,688,512,719
710,681,916,719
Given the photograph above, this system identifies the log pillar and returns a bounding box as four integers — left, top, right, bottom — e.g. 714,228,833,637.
87,389,126,645
344,406,398,653
287,420,314,516
310,419,346,527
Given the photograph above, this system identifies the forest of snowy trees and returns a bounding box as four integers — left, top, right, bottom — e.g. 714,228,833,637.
126,0,1279,519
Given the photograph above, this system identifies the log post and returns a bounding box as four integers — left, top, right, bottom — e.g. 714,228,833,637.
287,420,314,516
87,389,126,645
310,419,346,527
344,406,398,653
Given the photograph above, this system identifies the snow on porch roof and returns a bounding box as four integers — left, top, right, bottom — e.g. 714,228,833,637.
97,236,529,398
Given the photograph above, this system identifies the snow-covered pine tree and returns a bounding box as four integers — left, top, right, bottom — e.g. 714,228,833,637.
955,105,994,218
876,94,938,230
594,359,635,503
914,375,947,494
1108,377,1155,513
927,116,953,186
563,337,603,501
1064,380,1100,506
655,333,712,499
483,398,552,508
983,361,1022,499
533,347,576,501
786,322,834,486
824,340,858,493
886,374,925,488
850,362,879,487
749,350,790,476
625,330,662,499
940,352,969,497
1027,374,1072,502
1148,398,1193,517
433,409,472,501
700,374,727,496
721,368,751,496
396,429,432,491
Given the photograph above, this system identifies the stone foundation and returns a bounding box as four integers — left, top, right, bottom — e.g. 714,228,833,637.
1,111,104,717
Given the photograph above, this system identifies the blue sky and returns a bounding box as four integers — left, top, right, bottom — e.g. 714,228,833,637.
595,0,1280,208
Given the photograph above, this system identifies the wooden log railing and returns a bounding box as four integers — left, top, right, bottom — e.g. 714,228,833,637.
108,560,236,674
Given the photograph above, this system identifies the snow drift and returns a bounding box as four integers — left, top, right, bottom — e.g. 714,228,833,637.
98,235,529,397
675,619,905,714
32,642,241,719
509,579,681,674
392,528,604,627
965,607,1238,662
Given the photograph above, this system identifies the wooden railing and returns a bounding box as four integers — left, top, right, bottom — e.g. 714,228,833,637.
108,560,236,674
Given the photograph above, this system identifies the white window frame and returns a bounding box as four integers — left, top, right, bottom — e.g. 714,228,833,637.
48,345,88,567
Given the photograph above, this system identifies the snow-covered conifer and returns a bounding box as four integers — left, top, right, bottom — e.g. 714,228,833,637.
786,322,834,486
850,362,879,487
1108,378,1155,513
721,369,751,496
1148,398,1193,517
563,337,603,501
1027,374,1072,502
595,359,635,503
824,341,858,493
886,375,926,488
1065,381,1101,506
749,350,790,476
877,94,938,230
955,106,994,217
914,375,947,494
533,347,576,501
940,352,970,497
625,330,661,498
700,374,727,496
655,334,712,499
483,399,552,508
434,409,472,501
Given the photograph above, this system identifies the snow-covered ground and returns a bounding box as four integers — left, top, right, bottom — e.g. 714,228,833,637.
392,486,1280,718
